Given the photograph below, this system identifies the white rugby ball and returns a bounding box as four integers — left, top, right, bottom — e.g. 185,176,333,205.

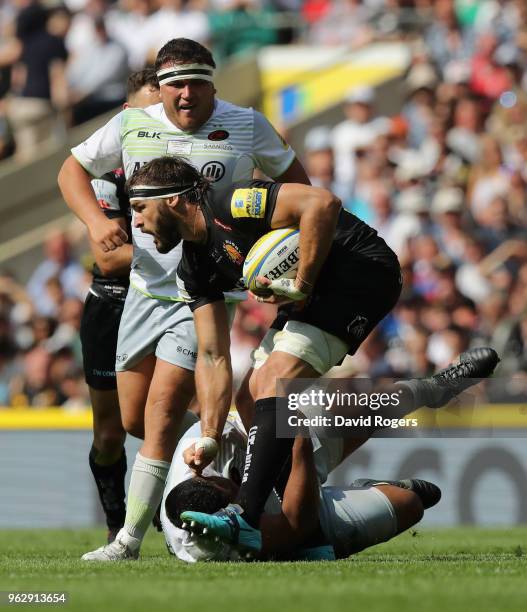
243,228,300,292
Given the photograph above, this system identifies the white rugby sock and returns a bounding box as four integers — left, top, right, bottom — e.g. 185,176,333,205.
121,452,170,549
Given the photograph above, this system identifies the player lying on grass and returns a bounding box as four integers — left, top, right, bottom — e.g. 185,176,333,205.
126,156,499,556
161,412,441,562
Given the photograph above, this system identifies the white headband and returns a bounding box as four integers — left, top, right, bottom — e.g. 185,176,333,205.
128,183,197,202
157,63,214,85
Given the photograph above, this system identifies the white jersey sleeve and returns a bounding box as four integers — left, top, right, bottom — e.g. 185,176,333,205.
91,177,121,213
71,112,124,177
252,110,296,179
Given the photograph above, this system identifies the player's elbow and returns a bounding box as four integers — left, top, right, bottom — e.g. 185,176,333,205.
58,155,73,185
313,188,341,217
282,505,319,544
58,155,83,192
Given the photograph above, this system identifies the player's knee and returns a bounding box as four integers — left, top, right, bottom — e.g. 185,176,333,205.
235,381,255,429
252,356,293,400
121,413,144,439
94,429,126,455
252,366,276,401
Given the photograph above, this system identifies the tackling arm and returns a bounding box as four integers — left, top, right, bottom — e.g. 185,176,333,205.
259,436,321,555
275,157,311,186
89,216,133,276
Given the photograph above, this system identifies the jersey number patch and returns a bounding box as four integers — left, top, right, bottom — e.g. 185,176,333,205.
230,188,267,219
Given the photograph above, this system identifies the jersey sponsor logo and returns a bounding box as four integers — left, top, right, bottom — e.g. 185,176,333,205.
208,129,229,141
201,161,225,182
347,315,369,340
204,143,232,151
230,188,267,219
167,139,193,156
137,130,161,139
132,161,148,173
223,240,244,265
116,353,128,363
214,218,233,232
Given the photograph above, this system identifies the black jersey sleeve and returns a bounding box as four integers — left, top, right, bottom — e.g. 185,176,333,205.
226,180,282,231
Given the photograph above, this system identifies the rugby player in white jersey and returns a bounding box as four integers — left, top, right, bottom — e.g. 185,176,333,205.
58,38,309,561
80,69,161,544
164,340,500,562
161,414,441,563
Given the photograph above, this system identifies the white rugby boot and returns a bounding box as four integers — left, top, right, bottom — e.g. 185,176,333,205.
81,528,140,561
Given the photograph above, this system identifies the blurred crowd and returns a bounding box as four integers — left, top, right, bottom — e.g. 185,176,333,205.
0,230,91,407
0,0,303,161
1,0,527,407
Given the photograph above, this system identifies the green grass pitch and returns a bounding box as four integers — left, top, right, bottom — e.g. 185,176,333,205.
2,528,526,611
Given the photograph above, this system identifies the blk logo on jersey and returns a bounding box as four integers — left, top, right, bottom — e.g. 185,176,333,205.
201,161,225,182
208,129,229,141
137,131,161,139
223,240,244,265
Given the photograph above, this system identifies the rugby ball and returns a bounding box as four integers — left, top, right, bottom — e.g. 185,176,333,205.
243,228,300,292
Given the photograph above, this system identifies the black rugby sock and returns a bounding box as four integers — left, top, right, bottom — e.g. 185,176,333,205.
237,397,294,528
89,446,127,530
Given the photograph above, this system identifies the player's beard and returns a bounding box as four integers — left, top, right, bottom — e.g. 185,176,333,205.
153,201,182,254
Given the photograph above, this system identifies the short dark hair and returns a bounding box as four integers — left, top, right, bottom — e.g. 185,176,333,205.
155,38,216,72
165,478,229,528
127,156,211,203
126,69,159,99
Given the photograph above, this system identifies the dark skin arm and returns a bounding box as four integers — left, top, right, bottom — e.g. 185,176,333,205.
274,156,311,186
259,435,321,555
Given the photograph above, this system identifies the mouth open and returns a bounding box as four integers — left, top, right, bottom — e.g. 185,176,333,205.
178,104,196,113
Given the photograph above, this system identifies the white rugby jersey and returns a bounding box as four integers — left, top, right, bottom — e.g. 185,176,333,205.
160,415,345,563
71,100,296,300
160,416,261,563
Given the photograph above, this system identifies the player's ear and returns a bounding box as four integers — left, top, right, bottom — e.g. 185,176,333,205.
165,195,179,209
123,102,130,109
